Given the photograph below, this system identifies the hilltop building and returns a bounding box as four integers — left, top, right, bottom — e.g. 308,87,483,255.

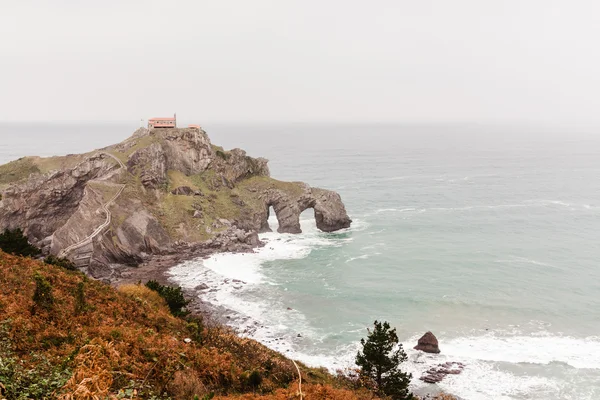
148,114,176,129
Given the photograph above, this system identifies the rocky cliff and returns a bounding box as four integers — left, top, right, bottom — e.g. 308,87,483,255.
0,127,351,276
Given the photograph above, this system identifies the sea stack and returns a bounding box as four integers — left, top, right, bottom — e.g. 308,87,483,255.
414,331,441,353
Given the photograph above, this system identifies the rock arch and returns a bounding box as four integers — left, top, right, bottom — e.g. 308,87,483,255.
257,186,351,234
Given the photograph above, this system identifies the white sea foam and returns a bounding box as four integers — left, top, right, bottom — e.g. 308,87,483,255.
168,214,356,354
439,333,600,369
398,331,600,400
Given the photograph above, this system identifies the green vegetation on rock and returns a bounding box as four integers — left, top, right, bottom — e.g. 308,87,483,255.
43,255,77,271
0,158,40,186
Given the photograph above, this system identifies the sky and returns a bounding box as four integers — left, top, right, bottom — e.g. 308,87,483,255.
1,1,599,125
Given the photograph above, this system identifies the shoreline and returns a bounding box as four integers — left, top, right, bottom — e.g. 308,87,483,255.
105,241,459,400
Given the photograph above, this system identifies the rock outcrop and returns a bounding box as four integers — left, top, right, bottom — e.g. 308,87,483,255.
0,153,119,248
414,331,441,353
0,127,351,272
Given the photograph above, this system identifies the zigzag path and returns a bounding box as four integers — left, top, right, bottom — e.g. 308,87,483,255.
58,153,126,258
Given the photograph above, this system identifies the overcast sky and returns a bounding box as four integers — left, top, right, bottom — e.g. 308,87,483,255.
1,1,599,125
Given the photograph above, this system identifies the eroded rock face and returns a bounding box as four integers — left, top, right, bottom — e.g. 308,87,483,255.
127,128,214,189
211,148,270,183
128,142,168,189
414,331,441,353
312,188,354,232
162,129,213,175
0,153,118,246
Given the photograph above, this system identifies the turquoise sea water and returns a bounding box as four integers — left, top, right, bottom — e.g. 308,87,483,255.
2,123,600,399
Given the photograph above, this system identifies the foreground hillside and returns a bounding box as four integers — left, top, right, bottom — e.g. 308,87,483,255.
0,250,378,399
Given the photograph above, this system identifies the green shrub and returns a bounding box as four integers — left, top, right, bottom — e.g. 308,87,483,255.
74,282,87,315
215,149,230,160
0,228,40,257
145,280,190,317
109,329,123,340
32,273,54,313
44,255,77,271
241,370,262,390
186,316,204,344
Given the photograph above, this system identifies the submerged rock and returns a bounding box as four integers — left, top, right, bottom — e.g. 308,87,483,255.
414,331,441,353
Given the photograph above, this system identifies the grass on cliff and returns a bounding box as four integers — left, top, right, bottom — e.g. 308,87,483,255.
0,250,382,400
0,157,40,187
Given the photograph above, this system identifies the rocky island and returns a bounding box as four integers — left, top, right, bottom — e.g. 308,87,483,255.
0,127,351,280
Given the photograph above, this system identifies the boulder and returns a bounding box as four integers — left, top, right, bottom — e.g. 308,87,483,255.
171,186,195,196
414,331,440,353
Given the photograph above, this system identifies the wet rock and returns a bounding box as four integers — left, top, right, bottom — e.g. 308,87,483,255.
420,361,465,384
414,331,441,353
194,283,209,291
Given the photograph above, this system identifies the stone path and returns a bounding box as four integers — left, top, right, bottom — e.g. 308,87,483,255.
58,153,126,259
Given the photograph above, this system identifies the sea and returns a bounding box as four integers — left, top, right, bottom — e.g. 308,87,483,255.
1,122,599,400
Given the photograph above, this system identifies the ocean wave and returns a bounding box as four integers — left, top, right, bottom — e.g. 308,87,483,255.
495,256,562,270
345,254,369,263
365,200,598,217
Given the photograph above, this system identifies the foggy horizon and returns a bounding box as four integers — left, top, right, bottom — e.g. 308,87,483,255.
2,1,600,126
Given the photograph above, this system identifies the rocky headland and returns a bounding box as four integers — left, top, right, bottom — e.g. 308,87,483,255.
0,127,351,281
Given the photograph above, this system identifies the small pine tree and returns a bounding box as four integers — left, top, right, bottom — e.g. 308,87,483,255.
356,320,413,400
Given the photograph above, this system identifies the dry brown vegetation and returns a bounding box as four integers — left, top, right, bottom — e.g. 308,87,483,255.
0,250,379,399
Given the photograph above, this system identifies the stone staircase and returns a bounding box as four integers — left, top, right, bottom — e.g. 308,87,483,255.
57,152,126,267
